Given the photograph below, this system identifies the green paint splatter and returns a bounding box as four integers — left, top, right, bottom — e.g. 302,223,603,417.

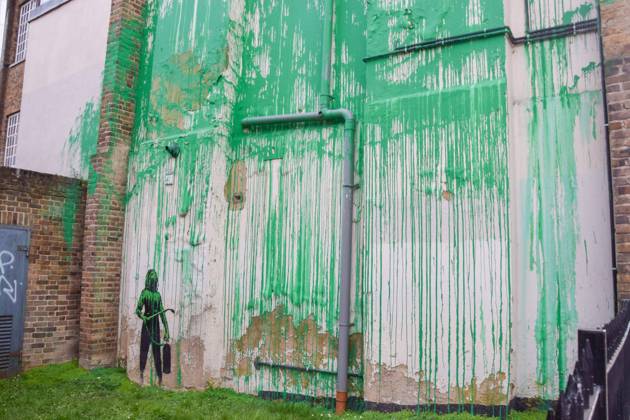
116,0,605,408
67,99,100,183
526,37,584,397
362,0,510,408
562,3,594,24
61,183,83,251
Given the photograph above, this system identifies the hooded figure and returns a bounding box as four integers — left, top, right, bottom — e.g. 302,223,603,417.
135,269,170,385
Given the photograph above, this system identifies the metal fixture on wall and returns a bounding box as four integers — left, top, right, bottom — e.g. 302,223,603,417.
165,144,181,158
241,0,357,413
253,358,363,379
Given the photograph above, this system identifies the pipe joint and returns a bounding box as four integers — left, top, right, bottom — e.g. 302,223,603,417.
320,108,356,130
335,391,349,415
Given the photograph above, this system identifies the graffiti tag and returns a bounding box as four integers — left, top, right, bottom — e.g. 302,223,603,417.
0,251,17,304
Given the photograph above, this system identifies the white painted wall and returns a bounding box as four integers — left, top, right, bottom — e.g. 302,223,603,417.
508,32,614,398
14,0,111,179
117,0,615,406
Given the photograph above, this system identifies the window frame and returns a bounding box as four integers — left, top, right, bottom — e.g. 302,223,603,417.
14,0,37,64
4,112,20,167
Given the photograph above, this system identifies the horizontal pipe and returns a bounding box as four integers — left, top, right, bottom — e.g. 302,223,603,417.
242,112,323,127
254,359,363,378
395,26,510,51
513,19,599,44
363,19,599,62
242,109,355,130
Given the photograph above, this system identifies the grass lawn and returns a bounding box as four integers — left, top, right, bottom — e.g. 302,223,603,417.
0,362,546,420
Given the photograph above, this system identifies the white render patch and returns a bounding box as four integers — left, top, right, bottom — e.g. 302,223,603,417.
115,0,615,406
14,0,111,179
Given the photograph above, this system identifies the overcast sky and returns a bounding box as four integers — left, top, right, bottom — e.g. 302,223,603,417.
0,0,6,59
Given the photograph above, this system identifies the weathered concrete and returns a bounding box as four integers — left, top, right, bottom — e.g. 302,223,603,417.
15,0,111,179
115,0,615,409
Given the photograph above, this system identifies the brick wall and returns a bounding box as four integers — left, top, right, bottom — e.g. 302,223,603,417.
79,0,147,368
0,1,29,165
0,167,86,368
602,0,630,300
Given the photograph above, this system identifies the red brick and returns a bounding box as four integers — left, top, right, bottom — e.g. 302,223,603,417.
603,0,630,306
0,167,86,369
78,0,147,369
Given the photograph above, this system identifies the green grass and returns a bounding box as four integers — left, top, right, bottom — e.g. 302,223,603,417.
0,362,545,420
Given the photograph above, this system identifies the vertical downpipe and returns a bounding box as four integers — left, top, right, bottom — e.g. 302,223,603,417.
318,0,354,413
243,0,356,411
320,0,334,112
336,117,355,414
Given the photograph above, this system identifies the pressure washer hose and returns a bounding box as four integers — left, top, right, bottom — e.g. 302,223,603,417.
142,308,175,347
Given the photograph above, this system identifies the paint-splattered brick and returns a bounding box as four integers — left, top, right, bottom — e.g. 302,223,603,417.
0,167,86,368
79,0,148,368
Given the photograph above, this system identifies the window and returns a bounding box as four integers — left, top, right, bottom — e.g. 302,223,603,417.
4,113,20,167
14,0,37,63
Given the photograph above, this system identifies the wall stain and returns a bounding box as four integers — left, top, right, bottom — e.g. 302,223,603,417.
115,0,611,409
365,363,508,406
224,161,247,211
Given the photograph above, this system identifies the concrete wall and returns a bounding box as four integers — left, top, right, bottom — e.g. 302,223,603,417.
118,0,237,387
508,0,613,399
14,0,111,179
117,0,615,409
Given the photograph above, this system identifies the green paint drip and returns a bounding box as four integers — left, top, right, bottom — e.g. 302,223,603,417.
117,0,603,408
526,37,584,396
220,0,368,400
562,3,594,24
528,0,596,30
61,183,83,252
67,100,101,182
363,0,510,408
123,0,235,388
91,2,153,237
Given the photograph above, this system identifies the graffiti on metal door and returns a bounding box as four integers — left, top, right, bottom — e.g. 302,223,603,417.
0,251,17,304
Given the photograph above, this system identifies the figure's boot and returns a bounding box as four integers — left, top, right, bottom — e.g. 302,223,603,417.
140,371,144,385
158,376,163,387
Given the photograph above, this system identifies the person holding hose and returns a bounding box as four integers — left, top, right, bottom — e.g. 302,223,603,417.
136,269,170,385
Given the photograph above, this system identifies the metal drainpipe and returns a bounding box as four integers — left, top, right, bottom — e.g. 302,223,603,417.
319,0,334,112
241,0,356,414
524,0,530,33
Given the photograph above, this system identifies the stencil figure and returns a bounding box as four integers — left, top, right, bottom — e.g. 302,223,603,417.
136,269,170,385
